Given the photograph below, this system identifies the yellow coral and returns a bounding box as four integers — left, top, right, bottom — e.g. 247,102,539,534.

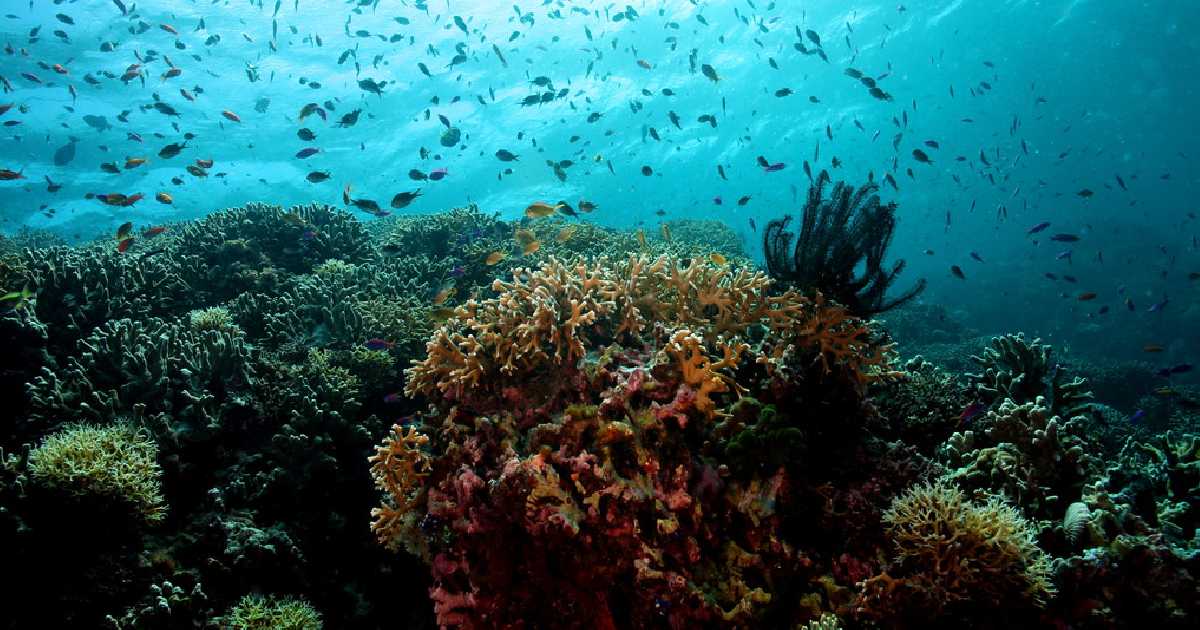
27,423,166,525
407,256,887,410
860,480,1054,619
368,424,431,551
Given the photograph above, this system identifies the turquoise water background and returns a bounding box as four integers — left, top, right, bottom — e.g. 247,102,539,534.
1,0,1197,361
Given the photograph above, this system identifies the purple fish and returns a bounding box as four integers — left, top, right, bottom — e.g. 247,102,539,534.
383,392,403,404
295,147,320,159
429,168,448,181
713,196,723,205
1056,249,1073,262
364,338,395,351
970,251,984,263
1147,296,1169,312
300,230,317,241
1128,409,1145,424
958,401,986,427
1050,233,1080,242
1026,221,1050,235
762,162,786,172
450,265,466,278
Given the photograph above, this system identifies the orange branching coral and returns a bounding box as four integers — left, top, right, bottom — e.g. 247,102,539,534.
406,255,889,407
368,424,431,553
660,330,749,418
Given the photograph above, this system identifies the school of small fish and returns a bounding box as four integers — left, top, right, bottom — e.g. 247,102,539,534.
0,1,1194,365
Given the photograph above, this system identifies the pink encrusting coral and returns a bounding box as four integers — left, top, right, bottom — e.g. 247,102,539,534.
370,255,894,627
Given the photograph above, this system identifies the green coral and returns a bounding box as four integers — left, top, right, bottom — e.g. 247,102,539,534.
27,423,166,525
966,333,1093,417
938,397,1098,525
720,398,805,476
222,594,322,630
189,306,239,333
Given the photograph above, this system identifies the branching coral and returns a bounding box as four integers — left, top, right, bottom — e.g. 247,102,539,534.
26,317,255,439
938,397,1098,525
967,333,1094,417
406,255,889,409
27,423,166,525
857,480,1053,623
369,424,432,554
762,169,925,316
173,202,373,302
373,254,895,628
222,594,322,630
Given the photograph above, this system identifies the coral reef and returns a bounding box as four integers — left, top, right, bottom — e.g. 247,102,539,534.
220,594,322,630
762,170,925,316
1,204,1196,629
939,397,1098,525
967,333,1094,418
856,480,1054,625
26,422,166,525
373,254,892,627
173,202,374,302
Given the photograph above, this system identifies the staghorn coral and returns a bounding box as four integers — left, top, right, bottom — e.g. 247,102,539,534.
227,256,433,353
967,333,1094,417
221,594,322,630
104,575,213,629
856,480,1054,624
188,305,239,333
762,169,925,316
373,254,892,628
27,423,166,525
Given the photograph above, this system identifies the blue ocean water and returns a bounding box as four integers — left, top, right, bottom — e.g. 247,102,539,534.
3,1,1197,365
3,2,1200,627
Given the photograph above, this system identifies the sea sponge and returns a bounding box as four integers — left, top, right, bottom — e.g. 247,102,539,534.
222,594,322,630
858,480,1053,621
27,423,166,525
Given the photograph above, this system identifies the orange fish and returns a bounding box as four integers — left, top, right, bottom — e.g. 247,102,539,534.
161,67,182,81
180,88,195,101
119,193,145,206
116,237,135,253
485,250,506,266
142,226,167,237
637,59,653,69
524,201,558,219
343,183,353,205
52,63,68,75
1077,292,1097,301
0,168,24,180
124,157,148,169
432,284,457,305
221,110,241,123
155,192,173,205
522,240,541,256
160,23,179,35
195,158,214,169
